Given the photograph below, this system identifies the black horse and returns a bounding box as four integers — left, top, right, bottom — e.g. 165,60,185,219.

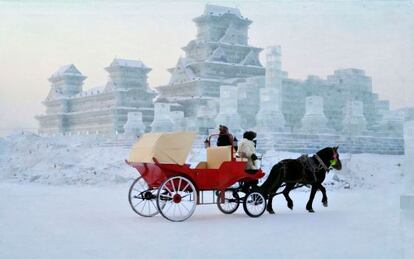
260,146,342,214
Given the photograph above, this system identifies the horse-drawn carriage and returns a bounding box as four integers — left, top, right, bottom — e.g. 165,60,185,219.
126,131,266,222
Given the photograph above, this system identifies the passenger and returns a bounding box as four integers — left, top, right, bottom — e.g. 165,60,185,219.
216,125,238,151
237,131,259,171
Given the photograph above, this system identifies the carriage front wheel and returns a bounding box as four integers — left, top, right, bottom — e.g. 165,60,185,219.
128,176,159,217
157,176,197,222
217,189,240,214
243,191,266,218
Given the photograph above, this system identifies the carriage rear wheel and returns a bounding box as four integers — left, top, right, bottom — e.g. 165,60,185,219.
217,190,240,214
128,176,159,217
243,191,266,218
157,176,197,222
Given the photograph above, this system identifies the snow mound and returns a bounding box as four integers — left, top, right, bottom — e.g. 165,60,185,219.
0,132,137,185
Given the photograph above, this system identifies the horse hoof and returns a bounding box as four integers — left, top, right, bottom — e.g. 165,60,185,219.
322,201,328,207
307,209,315,213
288,204,293,210
267,209,275,214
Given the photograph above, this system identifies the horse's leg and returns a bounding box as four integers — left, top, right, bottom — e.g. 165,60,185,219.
266,180,283,214
306,184,318,213
283,183,295,210
267,193,276,214
318,183,328,207
261,163,284,214
267,176,285,214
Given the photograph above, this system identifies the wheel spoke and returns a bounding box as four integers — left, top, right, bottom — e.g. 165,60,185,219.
177,178,182,192
133,199,145,208
141,200,147,213
180,202,191,213
164,202,173,214
164,184,173,194
150,199,157,210
181,182,190,192
170,179,177,193
137,180,147,190
177,203,183,217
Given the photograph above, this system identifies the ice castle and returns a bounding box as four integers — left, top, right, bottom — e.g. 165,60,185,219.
37,4,412,154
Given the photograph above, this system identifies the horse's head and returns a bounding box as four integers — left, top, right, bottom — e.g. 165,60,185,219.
316,146,342,171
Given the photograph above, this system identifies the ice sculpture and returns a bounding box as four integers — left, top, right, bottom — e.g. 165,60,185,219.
300,96,331,134
151,103,174,132
342,101,367,136
123,112,146,137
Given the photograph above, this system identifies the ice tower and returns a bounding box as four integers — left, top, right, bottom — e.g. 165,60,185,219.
156,4,265,133
256,46,285,132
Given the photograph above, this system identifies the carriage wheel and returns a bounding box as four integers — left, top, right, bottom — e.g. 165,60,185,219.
157,176,197,222
243,191,266,218
128,176,160,217
217,190,240,214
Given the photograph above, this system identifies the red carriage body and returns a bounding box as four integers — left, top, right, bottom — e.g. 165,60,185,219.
127,159,264,191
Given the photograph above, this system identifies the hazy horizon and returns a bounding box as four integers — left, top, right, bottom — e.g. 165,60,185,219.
1,0,413,133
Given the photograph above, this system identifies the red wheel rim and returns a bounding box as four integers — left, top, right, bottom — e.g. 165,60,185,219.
173,194,182,203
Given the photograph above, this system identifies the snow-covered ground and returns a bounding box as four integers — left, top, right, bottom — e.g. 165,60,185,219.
0,132,412,258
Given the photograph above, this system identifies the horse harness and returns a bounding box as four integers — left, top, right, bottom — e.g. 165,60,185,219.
297,154,330,183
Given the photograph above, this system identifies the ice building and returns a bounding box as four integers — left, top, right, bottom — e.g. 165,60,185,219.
36,59,155,135
155,4,265,133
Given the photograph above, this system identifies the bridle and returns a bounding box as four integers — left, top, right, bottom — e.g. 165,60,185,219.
314,149,338,173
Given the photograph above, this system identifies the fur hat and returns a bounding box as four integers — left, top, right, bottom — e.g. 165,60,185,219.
243,131,256,141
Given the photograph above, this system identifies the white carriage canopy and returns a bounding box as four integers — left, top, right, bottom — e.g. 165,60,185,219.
128,131,197,165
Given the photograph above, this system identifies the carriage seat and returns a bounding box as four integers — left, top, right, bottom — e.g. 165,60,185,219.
205,146,232,169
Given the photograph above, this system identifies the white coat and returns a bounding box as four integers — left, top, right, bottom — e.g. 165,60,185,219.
237,138,258,170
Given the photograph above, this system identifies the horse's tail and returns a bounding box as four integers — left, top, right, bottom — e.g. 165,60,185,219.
259,162,284,195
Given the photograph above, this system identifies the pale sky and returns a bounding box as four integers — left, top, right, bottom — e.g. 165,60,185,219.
0,0,413,132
